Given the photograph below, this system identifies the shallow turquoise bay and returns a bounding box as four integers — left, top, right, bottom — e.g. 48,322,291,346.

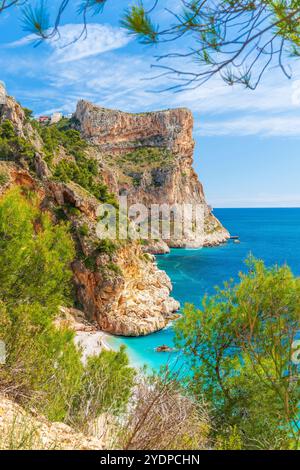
107,208,300,370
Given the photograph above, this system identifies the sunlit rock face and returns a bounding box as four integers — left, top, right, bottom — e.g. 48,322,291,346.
75,101,230,249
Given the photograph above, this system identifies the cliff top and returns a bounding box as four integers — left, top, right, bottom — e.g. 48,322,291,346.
76,99,191,117
74,100,195,157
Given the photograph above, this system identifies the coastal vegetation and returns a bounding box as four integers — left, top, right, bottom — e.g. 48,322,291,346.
1,189,298,450
0,187,209,449
0,188,135,425
116,147,174,170
102,146,174,188
175,257,300,450
34,119,118,207
0,120,35,162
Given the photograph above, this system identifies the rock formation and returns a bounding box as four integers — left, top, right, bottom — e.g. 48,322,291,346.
0,395,105,450
75,101,230,249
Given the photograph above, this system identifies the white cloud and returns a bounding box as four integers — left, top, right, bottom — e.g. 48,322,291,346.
8,23,131,63
50,24,132,63
168,65,300,116
196,115,300,137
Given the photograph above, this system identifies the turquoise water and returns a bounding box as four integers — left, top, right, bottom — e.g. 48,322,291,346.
108,208,300,369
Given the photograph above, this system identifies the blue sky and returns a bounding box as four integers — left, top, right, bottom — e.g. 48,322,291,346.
1,0,300,207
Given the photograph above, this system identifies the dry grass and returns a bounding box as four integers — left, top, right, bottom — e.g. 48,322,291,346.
114,370,211,451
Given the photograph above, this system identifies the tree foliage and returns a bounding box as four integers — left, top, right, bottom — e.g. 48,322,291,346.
0,0,109,44
122,1,300,90
174,256,300,449
0,187,75,309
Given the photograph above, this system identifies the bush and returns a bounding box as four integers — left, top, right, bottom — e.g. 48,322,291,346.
119,147,173,167
78,223,89,237
116,371,210,450
0,302,84,421
0,301,135,424
96,239,117,256
53,158,117,205
0,171,8,186
0,120,35,162
70,346,135,429
107,262,123,276
0,187,75,309
23,108,33,123
32,119,118,206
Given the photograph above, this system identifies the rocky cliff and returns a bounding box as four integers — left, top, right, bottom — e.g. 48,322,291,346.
0,87,228,337
75,101,230,250
0,89,179,336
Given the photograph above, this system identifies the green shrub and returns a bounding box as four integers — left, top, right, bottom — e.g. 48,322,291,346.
0,120,35,162
107,262,123,276
23,108,33,123
83,255,97,271
0,187,75,309
36,120,86,165
70,346,135,429
78,223,89,237
33,119,118,206
0,301,84,421
120,147,173,165
53,157,117,205
65,203,81,217
96,239,117,255
0,300,135,424
0,171,8,186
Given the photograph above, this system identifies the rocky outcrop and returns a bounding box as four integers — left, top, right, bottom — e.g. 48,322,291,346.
0,95,25,137
0,395,104,450
75,101,230,248
47,178,179,336
72,243,179,337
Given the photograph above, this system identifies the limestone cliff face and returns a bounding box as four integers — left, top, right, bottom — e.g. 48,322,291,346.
72,245,179,336
0,86,32,139
75,101,229,249
75,102,194,157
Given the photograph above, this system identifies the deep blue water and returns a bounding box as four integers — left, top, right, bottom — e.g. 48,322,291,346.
107,208,300,369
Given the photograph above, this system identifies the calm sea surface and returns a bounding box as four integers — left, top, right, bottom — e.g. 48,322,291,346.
107,208,300,369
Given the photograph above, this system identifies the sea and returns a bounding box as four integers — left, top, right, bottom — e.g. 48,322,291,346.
106,208,300,370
